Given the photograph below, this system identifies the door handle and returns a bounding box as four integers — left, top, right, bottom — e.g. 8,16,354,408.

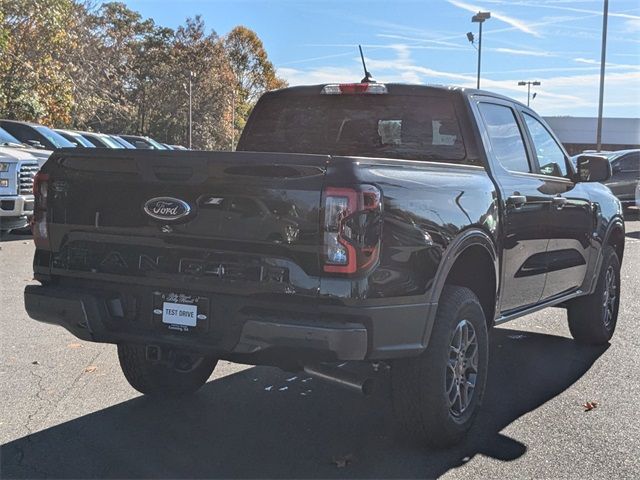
552,196,567,208
507,195,527,208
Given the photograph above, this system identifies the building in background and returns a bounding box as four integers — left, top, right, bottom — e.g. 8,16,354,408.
544,117,640,155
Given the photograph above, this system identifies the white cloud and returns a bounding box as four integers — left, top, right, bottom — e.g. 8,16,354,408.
476,0,640,20
573,58,640,70
492,47,554,57
510,3,640,21
447,0,541,37
574,57,601,65
277,66,362,85
376,34,466,50
624,18,640,33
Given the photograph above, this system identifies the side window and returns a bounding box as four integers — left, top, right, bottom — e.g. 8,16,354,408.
522,113,568,177
619,153,640,173
478,103,530,173
17,125,39,142
16,125,42,145
1,123,26,142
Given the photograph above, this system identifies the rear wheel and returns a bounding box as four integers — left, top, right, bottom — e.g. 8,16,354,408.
391,286,489,447
117,344,217,396
567,246,620,345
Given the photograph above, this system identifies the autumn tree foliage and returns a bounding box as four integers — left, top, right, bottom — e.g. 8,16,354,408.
0,0,286,150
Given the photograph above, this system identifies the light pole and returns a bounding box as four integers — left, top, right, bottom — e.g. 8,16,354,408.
518,81,541,107
468,11,490,89
596,0,609,152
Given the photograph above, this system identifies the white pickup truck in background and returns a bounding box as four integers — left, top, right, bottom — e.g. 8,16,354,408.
0,147,41,234
1,126,50,234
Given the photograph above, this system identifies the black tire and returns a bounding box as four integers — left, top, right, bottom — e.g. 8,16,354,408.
117,344,217,396
567,246,620,345
391,286,489,448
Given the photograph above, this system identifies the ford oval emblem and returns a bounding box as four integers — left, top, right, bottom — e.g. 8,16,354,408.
144,197,191,221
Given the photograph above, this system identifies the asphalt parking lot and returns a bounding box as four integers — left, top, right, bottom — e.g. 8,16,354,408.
1,217,639,479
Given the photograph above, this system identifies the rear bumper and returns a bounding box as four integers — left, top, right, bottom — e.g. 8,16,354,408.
24,284,434,362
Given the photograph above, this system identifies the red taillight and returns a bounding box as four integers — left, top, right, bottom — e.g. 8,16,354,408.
321,83,388,95
32,172,49,249
323,185,382,274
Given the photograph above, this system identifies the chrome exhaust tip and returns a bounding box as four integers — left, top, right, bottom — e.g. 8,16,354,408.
304,364,375,396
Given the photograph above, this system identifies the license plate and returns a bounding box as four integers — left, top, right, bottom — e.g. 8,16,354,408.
152,292,209,333
162,302,197,327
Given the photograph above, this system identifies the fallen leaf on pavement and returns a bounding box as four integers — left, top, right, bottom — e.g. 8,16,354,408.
583,401,598,411
84,365,98,373
67,343,82,349
332,453,354,468
31,361,39,365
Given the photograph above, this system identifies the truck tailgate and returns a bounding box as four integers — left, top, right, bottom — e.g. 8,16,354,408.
43,150,329,297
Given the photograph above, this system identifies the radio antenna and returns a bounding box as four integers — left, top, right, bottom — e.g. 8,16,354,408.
358,45,375,83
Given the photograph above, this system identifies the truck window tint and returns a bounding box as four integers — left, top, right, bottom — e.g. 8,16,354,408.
619,153,639,173
478,103,530,173
239,94,468,163
522,113,568,177
34,126,75,148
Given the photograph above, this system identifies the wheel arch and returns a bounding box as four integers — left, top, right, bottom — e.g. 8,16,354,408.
605,217,625,263
422,228,499,346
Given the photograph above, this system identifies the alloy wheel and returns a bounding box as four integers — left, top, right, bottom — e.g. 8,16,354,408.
602,265,617,331
446,319,479,417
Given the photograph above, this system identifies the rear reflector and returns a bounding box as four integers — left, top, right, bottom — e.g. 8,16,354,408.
321,83,388,95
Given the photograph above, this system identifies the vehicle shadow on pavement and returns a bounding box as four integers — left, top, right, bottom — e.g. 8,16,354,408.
2,328,607,479
0,232,32,243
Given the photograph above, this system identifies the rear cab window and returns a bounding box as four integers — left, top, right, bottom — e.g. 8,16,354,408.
239,87,479,166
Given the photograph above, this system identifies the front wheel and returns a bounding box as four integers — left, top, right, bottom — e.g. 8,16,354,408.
391,286,489,448
567,246,620,345
117,344,218,396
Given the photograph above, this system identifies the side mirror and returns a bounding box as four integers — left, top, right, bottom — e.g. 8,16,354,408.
576,154,612,183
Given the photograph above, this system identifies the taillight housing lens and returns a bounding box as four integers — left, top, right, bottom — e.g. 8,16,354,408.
323,185,382,274
32,172,49,249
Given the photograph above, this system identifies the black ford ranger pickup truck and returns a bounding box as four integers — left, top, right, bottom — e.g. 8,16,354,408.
25,83,625,447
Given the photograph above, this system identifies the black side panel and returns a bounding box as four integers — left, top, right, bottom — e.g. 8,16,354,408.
319,157,499,304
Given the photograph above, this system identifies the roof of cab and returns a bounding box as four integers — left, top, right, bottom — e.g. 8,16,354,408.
264,83,528,109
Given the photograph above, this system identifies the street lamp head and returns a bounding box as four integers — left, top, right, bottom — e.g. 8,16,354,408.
518,81,527,86
472,11,491,22
533,81,541,86
466,31,475,44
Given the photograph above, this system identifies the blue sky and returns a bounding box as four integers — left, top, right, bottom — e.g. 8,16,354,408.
123,0,639,117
